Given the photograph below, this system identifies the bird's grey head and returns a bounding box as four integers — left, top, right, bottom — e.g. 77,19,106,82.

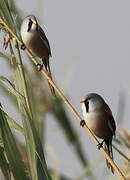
22,15,38,32
80,93,105,113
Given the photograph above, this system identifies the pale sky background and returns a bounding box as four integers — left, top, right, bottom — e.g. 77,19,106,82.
1,0,130,179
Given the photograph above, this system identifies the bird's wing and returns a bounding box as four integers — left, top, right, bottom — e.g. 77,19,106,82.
38,26,52,57
102,103,116,135
107,116,116,135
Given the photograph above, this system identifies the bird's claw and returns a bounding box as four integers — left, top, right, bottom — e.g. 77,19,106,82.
21,44,26,50
96,141,104,150
80,120,86,127
37,63,43,71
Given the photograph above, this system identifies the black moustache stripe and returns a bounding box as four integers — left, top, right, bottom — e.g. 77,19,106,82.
36,24,38,32
27,20,33,32
85,101,89,112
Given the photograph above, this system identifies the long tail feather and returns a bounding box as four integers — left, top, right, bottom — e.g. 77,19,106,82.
104,138,114,173
42,59,56,96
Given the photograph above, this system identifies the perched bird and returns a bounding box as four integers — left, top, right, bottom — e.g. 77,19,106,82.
80,93,116,173
20,15,55,95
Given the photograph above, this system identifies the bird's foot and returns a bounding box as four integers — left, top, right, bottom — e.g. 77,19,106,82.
80,120,86,127
21,44,26,50
96,140,105,150
37,63,43,71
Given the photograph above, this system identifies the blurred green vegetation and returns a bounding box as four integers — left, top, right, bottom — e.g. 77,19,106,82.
0,0,91,179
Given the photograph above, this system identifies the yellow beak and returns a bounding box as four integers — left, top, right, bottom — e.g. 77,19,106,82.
32,20,37,24
80,99,85,103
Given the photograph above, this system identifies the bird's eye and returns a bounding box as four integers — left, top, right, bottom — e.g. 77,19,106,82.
27,19,33,32
85,101,89,112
